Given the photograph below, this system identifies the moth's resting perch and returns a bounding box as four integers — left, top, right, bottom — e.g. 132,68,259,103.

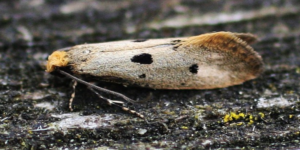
46,32,263,89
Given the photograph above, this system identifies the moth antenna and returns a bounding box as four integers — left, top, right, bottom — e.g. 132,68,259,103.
56,47,72,51
122,107,145,119
69,80,77,111
57,69,136,103
88,87,144,119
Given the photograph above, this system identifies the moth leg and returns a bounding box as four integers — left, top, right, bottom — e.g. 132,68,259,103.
88,87,144,119
57,69,136,103
69,80,77,111
88,86,125,106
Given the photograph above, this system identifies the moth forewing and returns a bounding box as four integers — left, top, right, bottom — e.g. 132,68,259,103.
46,32,263,90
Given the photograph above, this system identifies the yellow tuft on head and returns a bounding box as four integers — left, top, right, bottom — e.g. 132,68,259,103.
46,51,69,72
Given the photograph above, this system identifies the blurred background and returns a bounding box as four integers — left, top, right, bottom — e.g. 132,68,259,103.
0,0,300,149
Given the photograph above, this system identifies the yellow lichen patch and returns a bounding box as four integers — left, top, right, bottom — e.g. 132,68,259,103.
258,112,265,119
248,119,254,125
236,122,244,126
223,111,265,126
223,112,245,123
181,126,188,130
46,51,69,72
245,114,252,125
223,113,232,123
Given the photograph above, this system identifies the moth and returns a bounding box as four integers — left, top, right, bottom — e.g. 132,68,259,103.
46,32,263,117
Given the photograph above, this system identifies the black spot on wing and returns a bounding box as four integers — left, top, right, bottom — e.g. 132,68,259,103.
171,40,181,44
138,74,146,78
240,52,248,59
232,46,237,51
133,39,148,42
131,53,153,64
173,44,182,51
189,64,198,74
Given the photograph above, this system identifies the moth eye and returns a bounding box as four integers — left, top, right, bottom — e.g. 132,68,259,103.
133,39,148,42
189,64,199,74
138,74,146,78
131,53,153,64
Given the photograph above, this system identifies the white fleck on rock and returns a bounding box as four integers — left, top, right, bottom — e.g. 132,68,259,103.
257,96,294,108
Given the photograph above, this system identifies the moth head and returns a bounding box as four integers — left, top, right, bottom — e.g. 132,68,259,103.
46,51,69,72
